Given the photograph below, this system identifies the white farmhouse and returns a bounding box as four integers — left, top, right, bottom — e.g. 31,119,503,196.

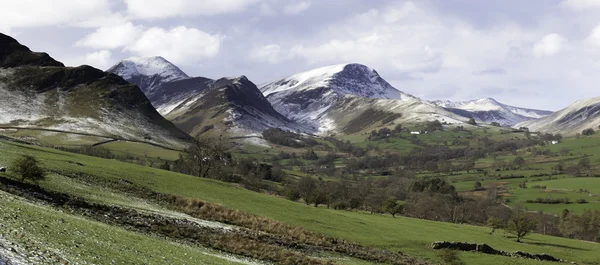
411,131,421,135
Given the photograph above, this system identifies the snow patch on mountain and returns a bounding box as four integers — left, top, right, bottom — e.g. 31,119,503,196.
432,98,552,126
261,63,404,99
515,96,600,135
110,56,189,83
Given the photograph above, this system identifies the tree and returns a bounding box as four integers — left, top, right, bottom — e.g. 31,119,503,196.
507,206,537,242
582,128,595,136
12,155,45,183
176,135,230,179
467,118,477,125
159,161,171,171
513,156,525,169
578,157,591,170
486,217,505,235
297,176,317,205
491,122,501,127
382,198,404,218
473,181,483,190
394,123,403,132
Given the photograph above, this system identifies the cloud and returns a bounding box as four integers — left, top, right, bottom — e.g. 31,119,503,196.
250,44,285,64
532,33,568,57
560,0,600,11
124,0,261,19
283,1,312,15
125,26,223,65
84,50,112,69
0,0,116,31
75,22,143,49
473,68,507,76
585,24,600,48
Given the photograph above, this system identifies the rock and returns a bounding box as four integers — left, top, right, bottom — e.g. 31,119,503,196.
431,241,562,262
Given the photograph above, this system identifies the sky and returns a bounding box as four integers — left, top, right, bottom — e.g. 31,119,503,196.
2,0,600,111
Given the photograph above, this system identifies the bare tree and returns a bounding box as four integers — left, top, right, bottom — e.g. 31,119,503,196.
180,135,230,179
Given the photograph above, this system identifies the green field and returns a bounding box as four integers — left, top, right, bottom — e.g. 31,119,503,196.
2,140,600,264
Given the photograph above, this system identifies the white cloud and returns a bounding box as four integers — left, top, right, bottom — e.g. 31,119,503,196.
283,1,312,15
560,0,600,11
250,44,284,64
125,26,223,65
84,50,112,69
585,24,600,47
0,0,116,31
75,22,143,49
532,33,568,57
124,0,261,19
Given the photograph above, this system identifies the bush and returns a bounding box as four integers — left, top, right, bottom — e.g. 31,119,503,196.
582,128,595,136
12,155,45,183
437,249,465,265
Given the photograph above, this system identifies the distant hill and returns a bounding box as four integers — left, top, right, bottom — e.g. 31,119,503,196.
432,98,552,126
515,96,600,135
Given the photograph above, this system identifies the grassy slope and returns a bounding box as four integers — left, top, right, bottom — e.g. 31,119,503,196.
0,190,248,265
2,140,600,265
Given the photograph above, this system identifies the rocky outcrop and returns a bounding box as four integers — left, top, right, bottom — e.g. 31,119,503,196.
431,241,562,262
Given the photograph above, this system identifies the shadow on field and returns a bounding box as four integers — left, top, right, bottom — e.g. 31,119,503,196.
525,242,587,251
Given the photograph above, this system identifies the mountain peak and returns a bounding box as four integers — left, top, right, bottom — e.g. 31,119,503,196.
108,56,189,83
0,33,64,68
260,63,403,100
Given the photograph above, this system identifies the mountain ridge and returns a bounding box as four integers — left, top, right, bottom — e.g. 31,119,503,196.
108,57,309,136
431,98,552,126
260,63,469,132
0,33,191,148
515,96,600,135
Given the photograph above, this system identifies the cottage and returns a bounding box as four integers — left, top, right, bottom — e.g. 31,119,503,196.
551,140,559,145
411,131,421,135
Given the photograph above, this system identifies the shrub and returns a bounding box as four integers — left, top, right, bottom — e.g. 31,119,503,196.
12,155,45,183
437,249,465,265
582,128,595,136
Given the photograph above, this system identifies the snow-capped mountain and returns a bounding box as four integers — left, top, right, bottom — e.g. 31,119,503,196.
109,57,308,136
108,56,189,96
515,96,600,135
432,98,552,126
260,63,469,132
261,63,403,99
0,33,190,148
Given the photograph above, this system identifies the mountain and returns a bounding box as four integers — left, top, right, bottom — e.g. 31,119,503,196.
109,58,308,136
260,63,469,133
432,98,552,126
107,56,189,96
515,96,600,135
0,33,190,148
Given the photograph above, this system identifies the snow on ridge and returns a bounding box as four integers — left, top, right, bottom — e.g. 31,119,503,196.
112,56,189,83
260,63,404,100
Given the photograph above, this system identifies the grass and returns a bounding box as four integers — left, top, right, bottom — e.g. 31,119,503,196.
3,140,600,264
0,190,250,265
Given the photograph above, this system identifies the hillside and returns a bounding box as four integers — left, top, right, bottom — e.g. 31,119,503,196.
2,138,600,265
260,63,470,132
515,96,600,135
109,57,308,136
0,33,190,148
432,98,552,126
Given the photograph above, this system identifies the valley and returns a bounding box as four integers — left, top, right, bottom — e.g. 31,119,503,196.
2,25,600,265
